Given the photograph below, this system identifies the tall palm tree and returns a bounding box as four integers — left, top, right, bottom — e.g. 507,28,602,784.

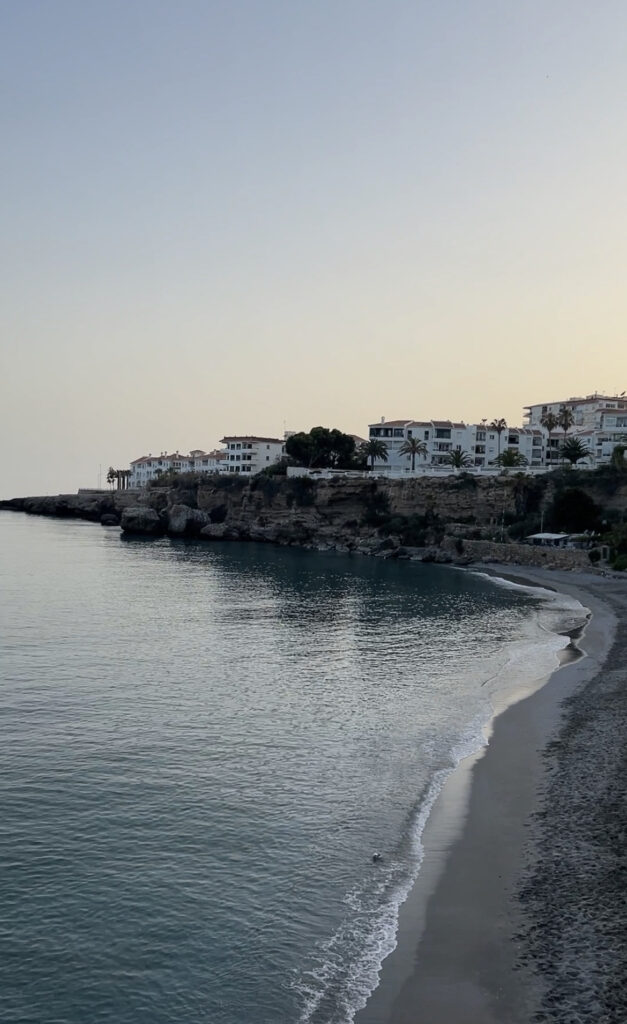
540,411,560,466
446,449,472,469
489,418,507,457
106,467,117,489
559,437,591,466
557,405,575,438
361,439,389,471
399,437,428,470
540,411,559,433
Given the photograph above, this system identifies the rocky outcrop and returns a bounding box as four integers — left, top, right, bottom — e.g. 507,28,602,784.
120,506,163,536
166,504,209,537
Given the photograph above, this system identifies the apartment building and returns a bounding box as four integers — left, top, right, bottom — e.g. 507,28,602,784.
524,393,627,466
367,418,544,471
129,449,226,487
219,436,285,474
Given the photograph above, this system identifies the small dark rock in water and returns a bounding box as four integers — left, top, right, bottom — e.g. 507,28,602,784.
372,852,383,863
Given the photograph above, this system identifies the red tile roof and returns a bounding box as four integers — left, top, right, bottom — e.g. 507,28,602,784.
221,436,283,444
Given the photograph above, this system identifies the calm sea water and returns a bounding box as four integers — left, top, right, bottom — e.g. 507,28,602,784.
0,513,577,1024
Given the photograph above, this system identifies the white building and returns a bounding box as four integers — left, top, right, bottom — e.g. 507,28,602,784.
220,436,285,474
129,449,226,487
367,418,544,472
524,393,627,466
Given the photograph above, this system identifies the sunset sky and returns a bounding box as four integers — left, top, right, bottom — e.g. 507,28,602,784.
2,1,626,496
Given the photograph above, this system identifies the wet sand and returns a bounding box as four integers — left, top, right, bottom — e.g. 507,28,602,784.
356,567,623,1024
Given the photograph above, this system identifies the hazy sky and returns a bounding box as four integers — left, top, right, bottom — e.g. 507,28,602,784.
2,1,626,496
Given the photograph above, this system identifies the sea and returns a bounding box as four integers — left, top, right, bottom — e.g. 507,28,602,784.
0,512,585,1024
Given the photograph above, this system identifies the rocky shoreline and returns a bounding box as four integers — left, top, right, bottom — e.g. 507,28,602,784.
0,475,604,571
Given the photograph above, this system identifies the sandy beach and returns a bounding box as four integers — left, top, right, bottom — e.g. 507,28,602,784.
356,566,625,1024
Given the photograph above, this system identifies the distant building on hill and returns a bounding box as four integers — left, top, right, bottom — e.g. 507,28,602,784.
219,436,285,475
129,449,226,487
367,418,543,471
524,393,627,467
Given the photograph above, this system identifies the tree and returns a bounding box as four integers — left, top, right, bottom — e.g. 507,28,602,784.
540,411,559,433
557,405,575,437
489,418,507,457
285,427,356,469
399,437,428,470
610,443,627,471
547,488,600,533
106,467,117,489
361,439,389,470
446,449,472,469
492,449,529,468
559,437,591,466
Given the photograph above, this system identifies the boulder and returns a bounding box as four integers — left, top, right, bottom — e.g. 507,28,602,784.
199,523,228,540
100,513,119,526
121,506,163,536
166,504,208,537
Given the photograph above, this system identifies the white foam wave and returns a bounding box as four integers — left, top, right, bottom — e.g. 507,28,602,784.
292,576,591,1024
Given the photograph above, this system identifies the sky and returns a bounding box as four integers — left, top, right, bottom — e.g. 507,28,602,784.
1,0,626,496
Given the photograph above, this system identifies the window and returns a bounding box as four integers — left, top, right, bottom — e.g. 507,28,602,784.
435,428,451,439
424,430,429,440
393,429,403,437
266,456,270,461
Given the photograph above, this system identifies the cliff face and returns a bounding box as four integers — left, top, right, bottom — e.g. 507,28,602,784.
1,473,621,571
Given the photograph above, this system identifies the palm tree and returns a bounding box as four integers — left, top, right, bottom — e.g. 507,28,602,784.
361,439,389,471
399,437,428,471
557,405,575,438
540,411,559,433
446,449,473,469
559,437,591,466
106,467,117,489
492,449,529,468
489,418,507,457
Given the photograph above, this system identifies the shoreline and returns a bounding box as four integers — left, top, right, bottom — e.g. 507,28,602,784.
356,565,620,1024
3,511,625,1019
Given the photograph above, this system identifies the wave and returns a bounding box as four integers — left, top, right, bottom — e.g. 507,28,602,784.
292,578,589,1024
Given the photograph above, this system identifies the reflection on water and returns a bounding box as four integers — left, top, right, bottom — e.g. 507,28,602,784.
0,515,560,1024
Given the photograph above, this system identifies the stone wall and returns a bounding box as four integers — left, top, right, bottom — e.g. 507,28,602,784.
454,538,593,570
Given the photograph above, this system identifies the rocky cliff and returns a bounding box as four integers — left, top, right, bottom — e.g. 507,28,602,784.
2,472,622,571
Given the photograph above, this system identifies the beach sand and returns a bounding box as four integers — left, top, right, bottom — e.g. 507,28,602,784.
356,567,624,1024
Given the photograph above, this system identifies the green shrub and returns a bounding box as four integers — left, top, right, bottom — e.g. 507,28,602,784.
612,554,627,571
261,460,288,477
588,548,601,564
546,488,601,533
250,475,279,503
